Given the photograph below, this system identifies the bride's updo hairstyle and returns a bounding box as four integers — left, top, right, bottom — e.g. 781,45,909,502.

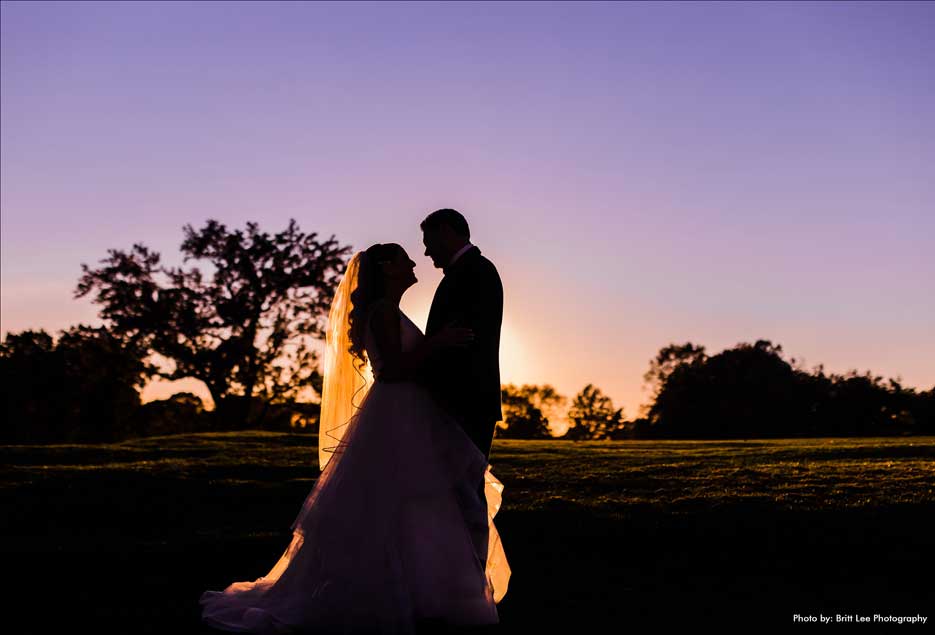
347,243,401,365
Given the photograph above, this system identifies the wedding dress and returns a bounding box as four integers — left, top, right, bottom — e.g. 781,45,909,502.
200,308,510,634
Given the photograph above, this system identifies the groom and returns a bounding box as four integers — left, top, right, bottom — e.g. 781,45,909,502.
420,208,503,568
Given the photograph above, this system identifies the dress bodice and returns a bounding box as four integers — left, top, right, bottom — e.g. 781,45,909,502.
364,307,424,376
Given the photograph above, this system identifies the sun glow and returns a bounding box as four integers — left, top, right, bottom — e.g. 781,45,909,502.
498,317,533,388
140,375,215,409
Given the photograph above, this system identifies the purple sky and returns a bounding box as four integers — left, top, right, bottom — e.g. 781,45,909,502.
2,1,933,423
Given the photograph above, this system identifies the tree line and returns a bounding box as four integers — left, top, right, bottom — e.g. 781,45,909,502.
2,220,932,443
500,339,934,439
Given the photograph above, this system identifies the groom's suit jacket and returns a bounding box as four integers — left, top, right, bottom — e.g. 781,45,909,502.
424,245,503,456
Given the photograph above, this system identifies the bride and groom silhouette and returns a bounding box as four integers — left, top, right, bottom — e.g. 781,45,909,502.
200,208,511,633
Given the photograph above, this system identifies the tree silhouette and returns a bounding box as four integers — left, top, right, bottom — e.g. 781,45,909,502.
648,339,800,438
1,330,56,442
74,219,351,427
642,339,934,438
138,392,207,437
524,384,568,433
801,367,901,436
564,384,624,440
914,387,935,434
642,342,707,401
497,384,555,439
1,326,148,442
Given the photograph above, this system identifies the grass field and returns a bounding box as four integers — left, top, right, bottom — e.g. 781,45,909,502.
3,433,933,632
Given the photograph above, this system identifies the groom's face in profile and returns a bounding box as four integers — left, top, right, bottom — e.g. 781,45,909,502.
422,227,454,270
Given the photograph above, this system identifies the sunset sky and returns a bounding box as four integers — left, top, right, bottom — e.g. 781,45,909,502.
2,0,933,423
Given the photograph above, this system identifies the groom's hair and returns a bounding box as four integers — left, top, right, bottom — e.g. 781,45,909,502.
420,208,470,239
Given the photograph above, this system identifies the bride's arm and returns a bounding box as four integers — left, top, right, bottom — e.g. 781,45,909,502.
370,302,471,382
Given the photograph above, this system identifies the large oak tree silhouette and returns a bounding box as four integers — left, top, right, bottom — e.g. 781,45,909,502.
75,219,351,427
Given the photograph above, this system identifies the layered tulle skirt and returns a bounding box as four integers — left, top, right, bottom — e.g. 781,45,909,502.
200,381,510,633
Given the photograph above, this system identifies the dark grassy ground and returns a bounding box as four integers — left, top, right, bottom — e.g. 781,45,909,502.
2,433,933,633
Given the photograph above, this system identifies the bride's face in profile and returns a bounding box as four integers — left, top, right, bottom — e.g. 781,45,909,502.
383,247,417,291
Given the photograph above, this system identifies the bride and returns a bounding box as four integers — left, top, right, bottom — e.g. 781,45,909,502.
200,243,511,634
